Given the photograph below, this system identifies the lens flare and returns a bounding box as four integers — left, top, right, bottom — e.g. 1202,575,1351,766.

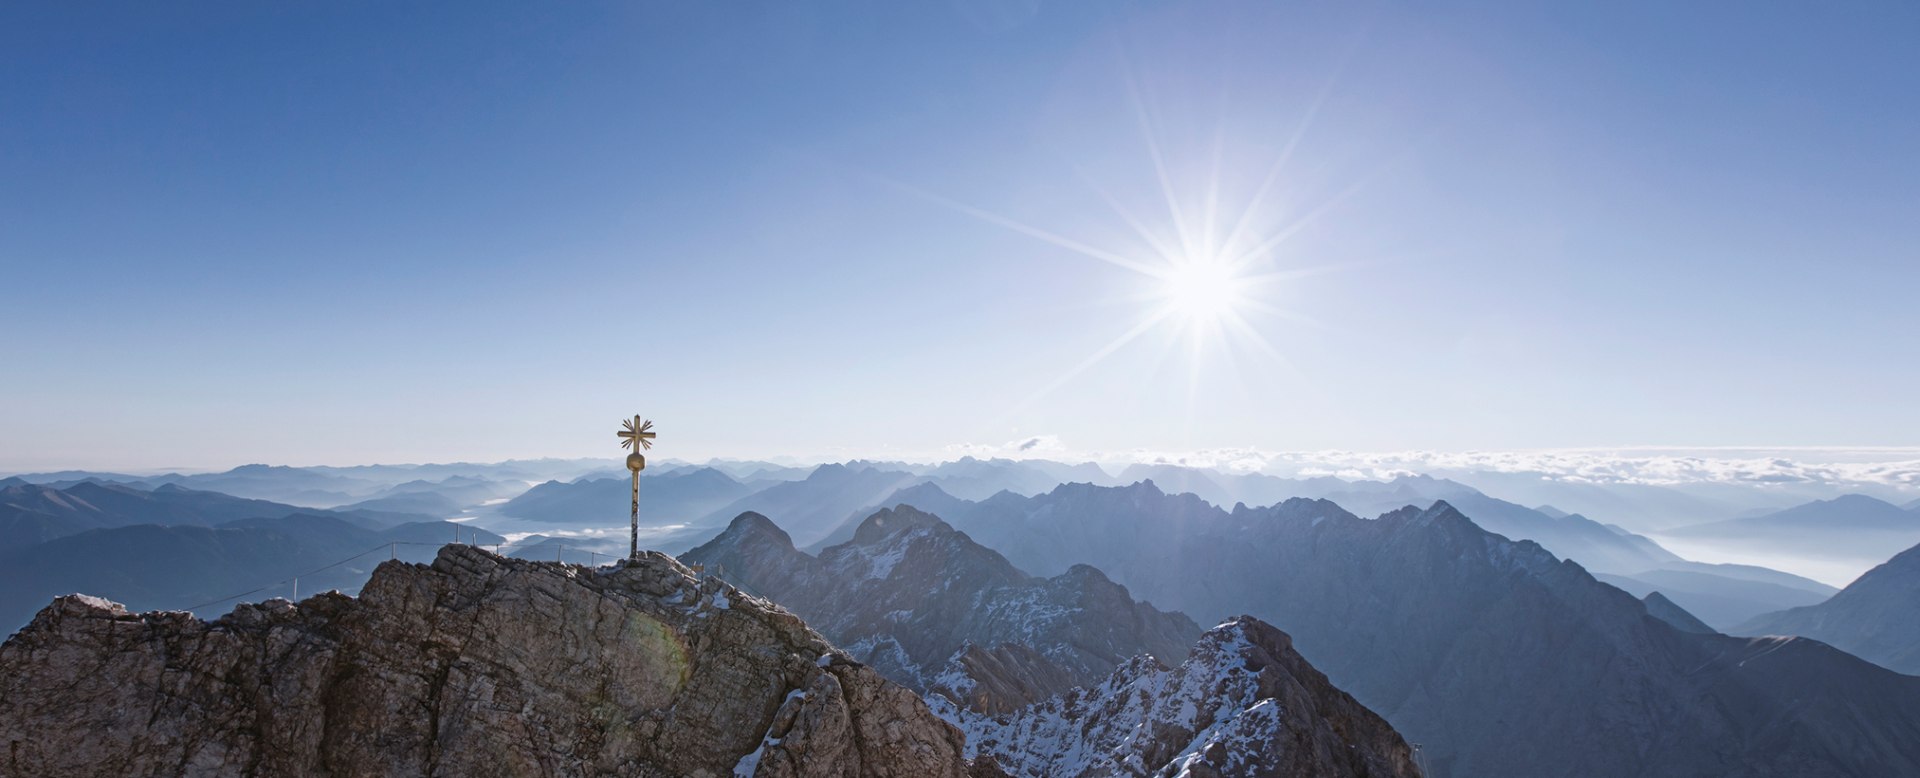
1162,259,1247,322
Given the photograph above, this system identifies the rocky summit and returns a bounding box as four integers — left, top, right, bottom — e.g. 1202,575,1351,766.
0,544,975,777
940,617,1423,778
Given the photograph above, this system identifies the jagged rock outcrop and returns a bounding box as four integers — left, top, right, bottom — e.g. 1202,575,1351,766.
939,617,1422,778
682,507,1200,713
0,544,972,777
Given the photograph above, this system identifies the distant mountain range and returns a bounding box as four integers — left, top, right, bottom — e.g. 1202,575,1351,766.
16,455,1915,526
1737,539,1920,675
886,482,1920,777
1436,470,1783,532
682,506,1199,714
0,479,513,632
338,475,526,516
807,473,1693,576
500,466,756,526
913,457,1110,500
695,463,925,547
1661,494,1920,570
818,479,1829,630
0,512,501,630
0,479,434,552
1310,474,1685,575
1595,562,1836,628
504,534,629,565
2,460,581,507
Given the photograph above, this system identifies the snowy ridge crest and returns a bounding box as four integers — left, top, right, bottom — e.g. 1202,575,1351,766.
939,616,1421,778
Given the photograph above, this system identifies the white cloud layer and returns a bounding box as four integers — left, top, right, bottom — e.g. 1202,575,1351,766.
1267,449,1920,489
940,438,1920,491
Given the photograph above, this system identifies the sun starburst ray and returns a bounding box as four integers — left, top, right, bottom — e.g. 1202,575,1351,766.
1236,299,1333,333
1076,166,1183,265
1201,114,1229,261
1218,56,1349,257
880,174,1167,278
1121,61,1197,263
1000,306,1175,421
1226,173,1377,267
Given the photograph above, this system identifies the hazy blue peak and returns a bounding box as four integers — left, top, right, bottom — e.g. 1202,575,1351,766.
720,511,788,541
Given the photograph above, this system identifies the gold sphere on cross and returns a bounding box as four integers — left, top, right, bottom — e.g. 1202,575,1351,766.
626,452,646,472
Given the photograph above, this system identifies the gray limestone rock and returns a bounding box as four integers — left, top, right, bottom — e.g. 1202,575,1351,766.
0,544,972,777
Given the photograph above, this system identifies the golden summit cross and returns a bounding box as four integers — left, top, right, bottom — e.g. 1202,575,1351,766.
618,415,656,452
617,414,657,561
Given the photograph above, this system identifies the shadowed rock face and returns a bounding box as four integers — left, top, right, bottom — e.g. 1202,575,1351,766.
681,506,1201,714
1641,591,1717,634
0,545,973,778
941,617,1423,778
938,486,1920,777
1737,539,1920,674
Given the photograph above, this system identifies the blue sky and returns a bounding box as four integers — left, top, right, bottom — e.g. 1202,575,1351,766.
3,1,1917,470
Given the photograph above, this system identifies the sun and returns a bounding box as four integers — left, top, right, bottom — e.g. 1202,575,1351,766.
1161,258,1248,322
882,71,1353,418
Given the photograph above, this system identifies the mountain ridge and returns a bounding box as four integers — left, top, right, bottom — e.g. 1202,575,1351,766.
1736,539,1920,675
919,483,1920,777
682,505,1202,714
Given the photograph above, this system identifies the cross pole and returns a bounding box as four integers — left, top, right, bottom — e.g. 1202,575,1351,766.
617,415,656,561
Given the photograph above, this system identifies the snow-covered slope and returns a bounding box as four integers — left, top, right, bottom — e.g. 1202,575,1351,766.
939,616,1421,778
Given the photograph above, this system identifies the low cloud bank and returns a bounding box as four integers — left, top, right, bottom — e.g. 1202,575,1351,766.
945,438,1920,490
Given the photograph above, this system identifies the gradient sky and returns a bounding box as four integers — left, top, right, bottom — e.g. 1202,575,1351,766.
3,1,1917,471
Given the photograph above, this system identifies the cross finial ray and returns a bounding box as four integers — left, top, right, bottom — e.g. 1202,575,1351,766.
618,415,656,450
